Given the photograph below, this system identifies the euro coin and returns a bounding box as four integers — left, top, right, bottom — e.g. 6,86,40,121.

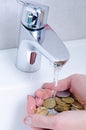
56,90,71,97
55,97,70,107
48,108,58,115
62,97,74,104
54,105,70,112
43,98,56,109
72,101,84,110
71,106,80,110
30,88,85,116
35,106,48,115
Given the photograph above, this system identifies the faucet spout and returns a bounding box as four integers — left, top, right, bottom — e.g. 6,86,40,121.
38,24,69,67
16,2,70,72
27,24,69,67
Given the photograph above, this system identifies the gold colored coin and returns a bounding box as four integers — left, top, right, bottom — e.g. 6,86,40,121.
43,98,56,109
34,89,85,116
35,106,48,115
71,106,81,110
62,97,74,104
72,101,84,110
55,97,70,107
54,105,70,112
55,97,62,103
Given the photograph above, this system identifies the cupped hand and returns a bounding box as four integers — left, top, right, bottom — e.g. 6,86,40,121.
43,74,86,108
28,110,86,130
25,74,86,130
57,74,86,108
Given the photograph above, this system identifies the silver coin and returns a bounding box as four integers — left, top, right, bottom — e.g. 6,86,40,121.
56,90,71,97
48,109,58,114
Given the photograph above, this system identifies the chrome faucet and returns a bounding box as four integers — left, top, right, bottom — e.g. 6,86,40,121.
16,1,70,72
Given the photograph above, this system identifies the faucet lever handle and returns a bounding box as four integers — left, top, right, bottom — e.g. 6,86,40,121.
19,2,49,29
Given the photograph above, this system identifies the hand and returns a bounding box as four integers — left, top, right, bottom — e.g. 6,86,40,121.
25,74,86,130
57,74,86,108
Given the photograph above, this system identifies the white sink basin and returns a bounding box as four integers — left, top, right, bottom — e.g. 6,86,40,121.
0,39,86,130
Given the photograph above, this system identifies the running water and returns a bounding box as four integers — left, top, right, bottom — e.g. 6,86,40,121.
53,67,59,87
52,63,63,97
53,65,62,86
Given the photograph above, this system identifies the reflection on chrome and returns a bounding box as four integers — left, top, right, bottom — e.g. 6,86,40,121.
16,1,70,72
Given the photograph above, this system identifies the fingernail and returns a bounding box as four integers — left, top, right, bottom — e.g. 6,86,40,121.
24,117,32,125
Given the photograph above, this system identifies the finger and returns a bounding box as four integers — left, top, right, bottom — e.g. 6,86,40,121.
42,77,71,92
35,88,52,99
57,76,72,91
42,83,57,92
27,95,36,115
24,116,44,130
42,83,55,90
25,114,55,129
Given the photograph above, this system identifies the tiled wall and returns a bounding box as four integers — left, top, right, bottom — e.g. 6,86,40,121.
0,0,86,49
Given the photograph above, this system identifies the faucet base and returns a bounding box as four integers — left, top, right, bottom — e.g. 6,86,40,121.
16,40,41,72
15,63,41,73
16,2,69,73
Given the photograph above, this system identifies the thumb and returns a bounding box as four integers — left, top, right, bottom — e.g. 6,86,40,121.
57,76,71,91
25,114,55,129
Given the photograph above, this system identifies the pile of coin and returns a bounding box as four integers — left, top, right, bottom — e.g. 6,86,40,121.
35,90,84,116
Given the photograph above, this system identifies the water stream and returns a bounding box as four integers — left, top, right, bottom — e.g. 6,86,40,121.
52,63,63,97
